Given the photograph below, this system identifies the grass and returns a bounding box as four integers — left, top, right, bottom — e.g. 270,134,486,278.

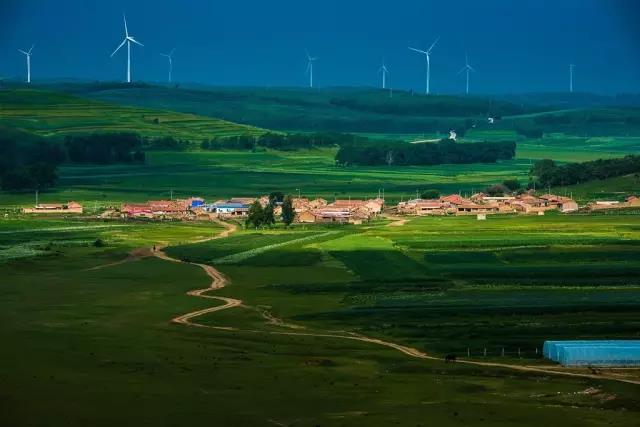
0,89,265,139
1,214,640,425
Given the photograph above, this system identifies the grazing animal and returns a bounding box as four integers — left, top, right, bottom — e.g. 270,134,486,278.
445,354,457,363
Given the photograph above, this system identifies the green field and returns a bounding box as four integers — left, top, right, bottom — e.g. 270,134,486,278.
0,89,265,139
2,214,640,426
1,87,638,208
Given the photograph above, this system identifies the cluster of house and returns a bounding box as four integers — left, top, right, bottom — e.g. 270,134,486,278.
117,196,384,224
118,198,205,219
586,195,640,211
292,198,384,224
22,201,83,214
19,193,640,221
396,193,579,216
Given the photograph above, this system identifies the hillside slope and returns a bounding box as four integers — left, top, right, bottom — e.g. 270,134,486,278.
0,89,266,140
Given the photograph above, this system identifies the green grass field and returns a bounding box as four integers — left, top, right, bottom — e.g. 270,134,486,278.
2,214,640,426
0,89,265,139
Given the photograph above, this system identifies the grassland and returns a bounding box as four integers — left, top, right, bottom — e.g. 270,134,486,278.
2,214,640,426
0,89,265,139
0,87,638,208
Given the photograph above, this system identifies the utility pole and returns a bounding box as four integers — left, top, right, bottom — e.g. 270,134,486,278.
35,189,39,207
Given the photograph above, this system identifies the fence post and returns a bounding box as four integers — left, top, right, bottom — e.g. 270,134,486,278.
483,348,487,357
467,348,470,357
502,348,505,357
518,348,521,358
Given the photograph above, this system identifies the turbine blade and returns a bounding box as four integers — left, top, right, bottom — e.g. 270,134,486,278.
468,65,476,72
408,47,427,55
169,48,175,56
123,13,129,37
18,49,28,55
111,39,127,57
130,38,144,47
427,36,440,53
457,67,466,75
29,44,35,54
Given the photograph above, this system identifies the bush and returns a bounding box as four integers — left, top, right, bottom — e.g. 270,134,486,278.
420,189,440,199
93,238,105,248
502,179,521,192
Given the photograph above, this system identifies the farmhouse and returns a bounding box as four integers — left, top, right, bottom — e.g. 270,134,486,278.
204,202,249,217
397,199,446,215
121,203,153,218
23,201,83,214
539,194,579,213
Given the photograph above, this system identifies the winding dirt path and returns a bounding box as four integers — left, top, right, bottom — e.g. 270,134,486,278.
159,220,640,386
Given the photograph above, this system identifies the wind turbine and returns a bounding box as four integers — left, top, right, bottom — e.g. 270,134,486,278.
408,37,439,95
160,49,175,83
379,60,389,89
458,53,475,94
569,64,575,93
305,50,317,88
18,45,34,84
111,14,144,83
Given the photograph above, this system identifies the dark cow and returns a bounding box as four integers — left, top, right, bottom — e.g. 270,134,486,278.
444,354,457,363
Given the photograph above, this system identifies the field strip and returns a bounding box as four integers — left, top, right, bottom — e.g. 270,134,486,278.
0,224,132,234
160,223,640,387
211,230,341,264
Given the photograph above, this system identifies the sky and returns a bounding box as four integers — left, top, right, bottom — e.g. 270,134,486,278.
1,0,639,94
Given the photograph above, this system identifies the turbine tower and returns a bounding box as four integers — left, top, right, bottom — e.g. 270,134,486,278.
569,64,575,93
379,60,389,89
160,49,175,83
111,14,144,83
458,53,475,94
408,37,439,95
18,45,34,84
305,50,317,88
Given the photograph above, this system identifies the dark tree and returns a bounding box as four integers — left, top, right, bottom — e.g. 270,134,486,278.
262,203,276,227
502,179,521,192
246,201,264,229
420,189,440,199
281,195,295,227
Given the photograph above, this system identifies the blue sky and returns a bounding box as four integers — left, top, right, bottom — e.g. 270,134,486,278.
1,0,639,94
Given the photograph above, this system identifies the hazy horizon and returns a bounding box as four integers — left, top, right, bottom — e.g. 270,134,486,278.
2,0,639,94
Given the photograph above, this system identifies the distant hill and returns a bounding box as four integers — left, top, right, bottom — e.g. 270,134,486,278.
495,92,640,109
3,83,640,137
6,82,540,134
0,88,266,140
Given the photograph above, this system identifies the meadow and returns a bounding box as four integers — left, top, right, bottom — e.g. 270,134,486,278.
1,214,640,425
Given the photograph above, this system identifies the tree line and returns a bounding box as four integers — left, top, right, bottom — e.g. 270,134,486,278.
335,139,516,166
0,127,63,191
0,130,164,191
530,155,640,187
201,132,358,151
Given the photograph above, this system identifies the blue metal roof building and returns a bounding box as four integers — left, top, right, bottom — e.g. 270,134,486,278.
543,340,640,367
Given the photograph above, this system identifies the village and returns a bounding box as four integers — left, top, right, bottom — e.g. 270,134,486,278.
20,192,640,223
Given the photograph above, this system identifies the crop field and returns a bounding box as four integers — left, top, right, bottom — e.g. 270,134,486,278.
174,214,640,356
2,214,640,425
0,89,265,139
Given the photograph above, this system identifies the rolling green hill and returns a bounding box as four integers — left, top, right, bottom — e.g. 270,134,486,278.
21,82,640,137
0,89,266,140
